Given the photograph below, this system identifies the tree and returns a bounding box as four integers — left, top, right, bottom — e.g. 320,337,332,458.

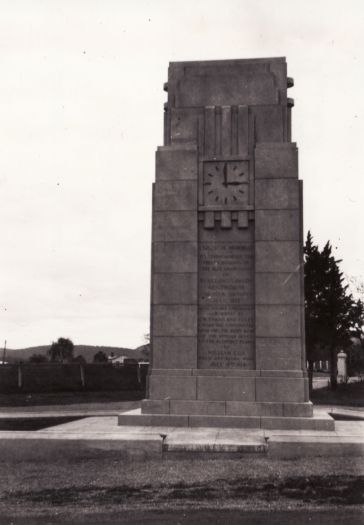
48,337,74,363
349,298,364,342
347,299,364,377
29,353,48,363
93,350,108,363
347,341,364,377
140,344,150,361
73,354,86,364
304,232,323,393
345,277,364,376
304,232,361,392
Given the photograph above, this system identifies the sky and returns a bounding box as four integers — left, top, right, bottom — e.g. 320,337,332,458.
0,0,363,349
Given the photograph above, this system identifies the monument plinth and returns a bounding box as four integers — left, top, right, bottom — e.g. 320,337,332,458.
119,58,334,430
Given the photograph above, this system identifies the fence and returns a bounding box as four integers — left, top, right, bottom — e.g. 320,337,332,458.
0,363,148,394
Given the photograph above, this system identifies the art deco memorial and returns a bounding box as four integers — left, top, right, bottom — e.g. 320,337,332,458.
119,58,334,430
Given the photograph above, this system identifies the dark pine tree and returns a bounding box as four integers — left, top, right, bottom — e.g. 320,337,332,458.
304,231,322,395
304,232,360,391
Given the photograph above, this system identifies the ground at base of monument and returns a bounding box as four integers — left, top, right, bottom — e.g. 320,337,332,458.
0,452,363,523
0,413,362,518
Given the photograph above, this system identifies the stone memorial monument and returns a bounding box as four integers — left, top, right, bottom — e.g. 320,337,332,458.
119,58,334,430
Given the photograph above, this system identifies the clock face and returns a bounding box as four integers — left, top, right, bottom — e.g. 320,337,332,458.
203,161,249,207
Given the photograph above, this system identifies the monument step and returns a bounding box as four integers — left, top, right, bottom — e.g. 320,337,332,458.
163,441,267,455
142,399,314,418
118,409,335,431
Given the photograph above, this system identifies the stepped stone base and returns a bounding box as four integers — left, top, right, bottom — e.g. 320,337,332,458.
119,370,335,431
141,399,314,418
118,408,335,431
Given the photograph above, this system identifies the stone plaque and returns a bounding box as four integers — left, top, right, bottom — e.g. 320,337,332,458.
198,223,255,368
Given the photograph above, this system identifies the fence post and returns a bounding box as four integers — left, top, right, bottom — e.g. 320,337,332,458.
80,365,85,388
337,351,348,384
18,365,23,389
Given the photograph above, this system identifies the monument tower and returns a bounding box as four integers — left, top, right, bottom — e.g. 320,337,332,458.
119,58,334,430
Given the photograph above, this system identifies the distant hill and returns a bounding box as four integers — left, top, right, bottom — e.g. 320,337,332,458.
3,344,147,363
135,343,150,361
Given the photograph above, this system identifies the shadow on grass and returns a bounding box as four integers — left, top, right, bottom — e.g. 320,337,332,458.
311,381,364,407
5,475,364,506
0,390,145,407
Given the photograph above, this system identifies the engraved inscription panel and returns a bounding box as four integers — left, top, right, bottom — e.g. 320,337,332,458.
198,224,255,369
199,306,254,368
199,243,253,304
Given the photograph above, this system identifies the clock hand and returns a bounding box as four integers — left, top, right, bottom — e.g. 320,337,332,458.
223,163,228,187
226,181,245,186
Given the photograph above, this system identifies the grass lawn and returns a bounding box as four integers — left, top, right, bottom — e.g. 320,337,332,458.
0,390,144,410
311,380,364,407
0,454,363,521
0,386,363,521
